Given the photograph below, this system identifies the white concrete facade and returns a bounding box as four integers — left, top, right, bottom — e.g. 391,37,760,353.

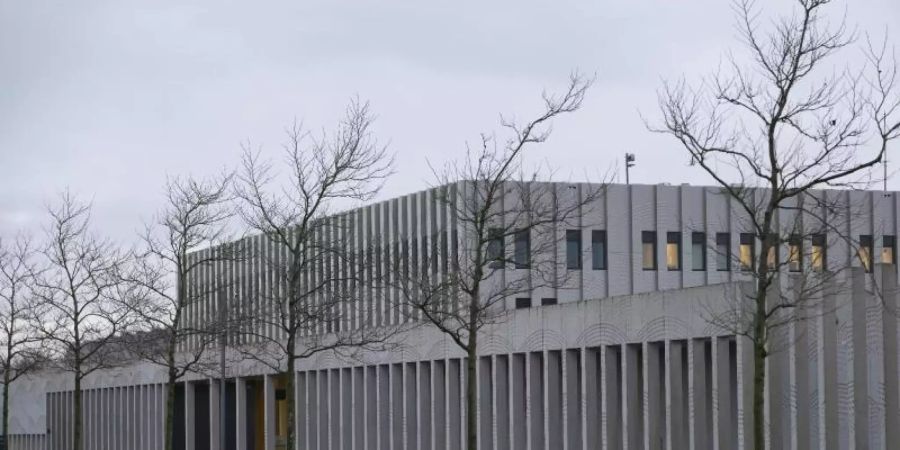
4,182,900,450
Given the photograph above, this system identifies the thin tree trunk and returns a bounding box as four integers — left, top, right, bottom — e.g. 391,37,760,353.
466,336,478,450
285,349,296,450
753,270,769,450
2,376,9,450
73,375,82,450
164,370,177,450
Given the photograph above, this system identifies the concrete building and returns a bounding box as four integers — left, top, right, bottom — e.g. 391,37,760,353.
3,182,900,450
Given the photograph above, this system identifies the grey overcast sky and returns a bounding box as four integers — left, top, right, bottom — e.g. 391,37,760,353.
1,0,898,242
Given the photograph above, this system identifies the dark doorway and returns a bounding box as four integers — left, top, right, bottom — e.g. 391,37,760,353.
174,384,186,450
194,383,210,450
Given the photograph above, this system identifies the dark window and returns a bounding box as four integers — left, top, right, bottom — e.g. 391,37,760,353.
739,233,755,271
514,230,530,269
566,230,582,269
666,232,682,271
812,233,827,271
591,230,607,270
883,235,896,265
642,231,657,270
788,234,802,272
691,232,706,271
487,228,504,269
859,235,873,273
541,297,558,306
515,297,532,309
716,232,731,271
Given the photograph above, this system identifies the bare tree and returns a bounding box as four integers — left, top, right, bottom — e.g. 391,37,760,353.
0,235,44,444
121,173,237,450
650,1,900,448
233,98,397,450
393,73,600,450
29,192,131,450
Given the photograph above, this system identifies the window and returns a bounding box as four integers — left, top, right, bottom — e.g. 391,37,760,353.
514,229,530,269
766,234,778,270
884,235,896,265
739,233,755,271
487,228,503,268
566,230,582,270
859,235,873,273
642,231,657,270
788,234,802,272
666,232,682,271
541,297,558,306
591,230,607,270
811,233,827,271
691,232,706,271
716,233,731,271
515,297,532,309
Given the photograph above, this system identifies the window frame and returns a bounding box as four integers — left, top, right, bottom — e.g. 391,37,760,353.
642,231,658,271
691,231,706,271
514,229,530,269
566,229,583,270
666,231,682,271
716,232,731,271
591,230,608,270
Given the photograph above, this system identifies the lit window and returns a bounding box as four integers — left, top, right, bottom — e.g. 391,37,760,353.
739,233,755,271
666,232,681,271
515,297,531,309
716,233,731,271
514,230,530,269
766,234,778,270
811,233,827,271
566,230,582,270
788,234,802,272
487,228,503,268
883,235,896,265
642,231,657,270
691,232,706,271
859,235,873,273
591,230,607,270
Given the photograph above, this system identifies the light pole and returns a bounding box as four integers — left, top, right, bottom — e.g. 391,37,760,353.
625,153,636,184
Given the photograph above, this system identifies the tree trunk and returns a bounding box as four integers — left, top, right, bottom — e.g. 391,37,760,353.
2,376,9,450
73,375,82,450
285,352,296,450
752,264,769,450
164,370,177,450
466,337,478,450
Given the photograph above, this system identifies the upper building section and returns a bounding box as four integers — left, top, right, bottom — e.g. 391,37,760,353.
180,182,900,347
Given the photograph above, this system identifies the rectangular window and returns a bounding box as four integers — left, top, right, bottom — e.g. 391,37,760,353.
766,234,778,270
716,233,731,271
514,230,530,269
642,231,657,270
811,233,827,271
666,232,682,271
691,232,706,271
859,235,873,273
487,228,503,269
566,230,582,270
515,297,532,309
788,234,802,272
541,297,558,306
883,235,896,265
739,233,755,271
591,230,607,270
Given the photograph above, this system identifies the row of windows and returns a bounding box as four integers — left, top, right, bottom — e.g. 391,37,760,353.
489,228,898,273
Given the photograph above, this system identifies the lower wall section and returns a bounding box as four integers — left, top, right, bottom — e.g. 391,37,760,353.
291,338,739,450
45,383,165,450
5,434,45,450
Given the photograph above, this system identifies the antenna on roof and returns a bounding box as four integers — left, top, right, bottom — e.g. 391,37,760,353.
625,153,636,185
